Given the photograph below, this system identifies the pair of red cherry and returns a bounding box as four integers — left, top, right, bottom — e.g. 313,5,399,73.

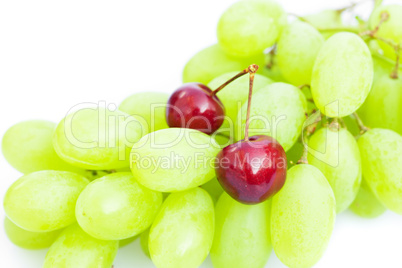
166,65,287,204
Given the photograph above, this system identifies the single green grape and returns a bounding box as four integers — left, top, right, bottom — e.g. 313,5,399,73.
149,188,214,268
217,0,287,58
182,44,265,85
276,20,324,86
200,178,224,203
358,60,402,135
208,72,272,134
119,234,139,248
43,224,118,268
311,32,373,117
4,217,62,249
76,172,162,240
53,107,145,170
303,9,343,39
130,128,220,192
271,164,336,268
349,179,386,218
308,126,362,213
210,193,272,268
369,5,402,63
4,170,89,232
1,120,86,175
358,128,402,214
140,228,150,258
119,91,169,133
235,82,308,151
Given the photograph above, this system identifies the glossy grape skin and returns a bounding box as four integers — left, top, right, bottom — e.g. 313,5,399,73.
271,164,336,268
369,5,402,63
4,170,89,232
208,72,272,134
140,228,151,258
311,32,373,117
182,44,265,85
235,82,308,151
217,0,287,58
76,172,162,240
308,127,362,213
210,193,272,268
53,107,144,170
358,59,402,135
349,179,386,218
130,128,220,192
358,128,402,214
276,20,324,86
200,178,224,203
4,217,62,249
119,91,169,133
149,188,214,268
43,224,118,268
1,120,85,175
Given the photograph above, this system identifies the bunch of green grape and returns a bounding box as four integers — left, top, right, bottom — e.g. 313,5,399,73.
2,0,402,267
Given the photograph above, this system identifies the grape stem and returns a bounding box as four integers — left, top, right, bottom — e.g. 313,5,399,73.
359,11,401,79
297,112,321,165
266,44,276,69
212,64,258,95
244,65,259,141
336,0,372,13
352,112,370,134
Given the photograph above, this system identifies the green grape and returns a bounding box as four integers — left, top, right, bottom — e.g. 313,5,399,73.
358,128,402,214
308,126,362,213
303,10,343,39
140,228,150,258
119,91,169,133
76,172,162,240
276,20,324,86
1,120,85,175
369,5,402,63
182,44,265,85
53,107,144,170
4,217,62,249
119,234,139,248
43,224,118,268
217,0,287,58
210,193,272,268
286,141,303,167
4,170,89,232
311,32,373,117
149,188,214,268
358,61,402,135
200,178,224,203
349,179,386,218
271,164,336,268
130,128,220,192
235,82,308,151
208,72,272,134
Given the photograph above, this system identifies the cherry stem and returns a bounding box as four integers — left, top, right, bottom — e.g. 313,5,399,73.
244,65,259,141
352,112,370,134
212,64,259,95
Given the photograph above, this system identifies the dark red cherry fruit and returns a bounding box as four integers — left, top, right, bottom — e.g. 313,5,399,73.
215,135,287,204
166,83,224,135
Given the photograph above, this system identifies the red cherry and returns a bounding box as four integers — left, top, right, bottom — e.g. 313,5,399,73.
166,83,224,135
215,135,287,204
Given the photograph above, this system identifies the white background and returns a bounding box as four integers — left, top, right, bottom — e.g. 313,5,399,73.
1,0,402,267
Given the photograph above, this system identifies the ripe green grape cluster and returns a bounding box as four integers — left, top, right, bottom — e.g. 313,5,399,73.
2,0,402,267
